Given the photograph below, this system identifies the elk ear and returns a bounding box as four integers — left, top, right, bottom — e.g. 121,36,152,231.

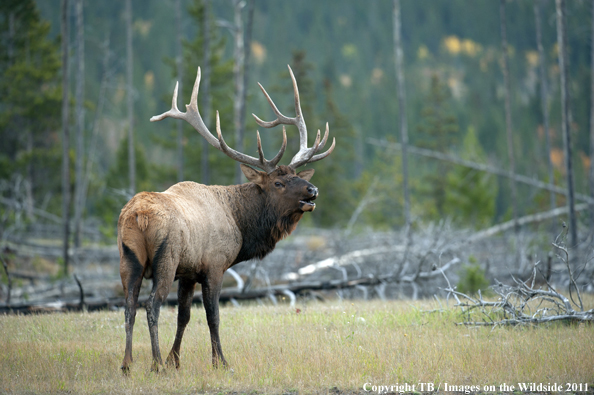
297,169,315,182
240,164,267,187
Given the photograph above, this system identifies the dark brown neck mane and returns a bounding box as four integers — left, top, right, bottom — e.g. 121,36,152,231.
229,183,303,264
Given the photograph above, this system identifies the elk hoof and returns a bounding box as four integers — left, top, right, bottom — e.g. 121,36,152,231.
165,354,180,370
121,365,131,376
150,361,161,373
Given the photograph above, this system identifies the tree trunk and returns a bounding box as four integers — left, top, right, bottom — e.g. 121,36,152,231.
73,0,85,262
24,36,34,221
235,0,255,185
555,0,578,247
126,0,135,195
590,0,594,239
393,0,411,227
25,128,34,220
176,0,184,183
500,0,519,232
367,138,594,205
233,0,245,185
61,0,71,276
534,0,555,211
82,33,111,210
8,12,14,63
201,0,211,185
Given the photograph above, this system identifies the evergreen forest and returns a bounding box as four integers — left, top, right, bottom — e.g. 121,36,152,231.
2,0,593,258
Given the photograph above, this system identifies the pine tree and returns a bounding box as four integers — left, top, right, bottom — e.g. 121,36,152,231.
93,136,153,239
0,0,62,215
160,0,234,185
445,127,498,228
415,74,458,218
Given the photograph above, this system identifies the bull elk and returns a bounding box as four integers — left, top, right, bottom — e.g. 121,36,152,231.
118,65,335,373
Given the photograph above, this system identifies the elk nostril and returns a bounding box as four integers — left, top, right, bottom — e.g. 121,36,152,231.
307,186,318,196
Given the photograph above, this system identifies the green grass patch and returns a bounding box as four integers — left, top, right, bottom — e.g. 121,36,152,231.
0,299,592,393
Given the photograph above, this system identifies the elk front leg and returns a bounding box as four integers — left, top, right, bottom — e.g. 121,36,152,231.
201,270,228,368
166,279,196,369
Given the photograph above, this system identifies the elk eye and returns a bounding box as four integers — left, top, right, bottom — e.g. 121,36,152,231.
275,181,284,188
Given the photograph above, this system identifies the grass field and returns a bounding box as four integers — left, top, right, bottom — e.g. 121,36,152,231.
1,299,593,394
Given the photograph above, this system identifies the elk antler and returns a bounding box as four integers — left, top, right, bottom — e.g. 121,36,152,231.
151,67,287,174
253,65,336,170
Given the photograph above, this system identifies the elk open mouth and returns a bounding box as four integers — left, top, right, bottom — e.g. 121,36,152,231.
299,195,317,212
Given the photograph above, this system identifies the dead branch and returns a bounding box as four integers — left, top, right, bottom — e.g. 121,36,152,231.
0,253,12,305
0,258,460,315
443,233,593,326
73,274,85,311
367,138,594,205
468,203,589,242
551,226,583,311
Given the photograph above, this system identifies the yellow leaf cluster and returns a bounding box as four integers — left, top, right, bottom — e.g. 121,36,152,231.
443,35,482,57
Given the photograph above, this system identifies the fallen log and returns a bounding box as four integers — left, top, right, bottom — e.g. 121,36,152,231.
0,258,459,315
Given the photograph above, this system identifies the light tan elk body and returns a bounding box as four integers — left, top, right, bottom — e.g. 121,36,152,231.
118,66,335,373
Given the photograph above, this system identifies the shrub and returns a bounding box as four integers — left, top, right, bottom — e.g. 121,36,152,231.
457,262,490,296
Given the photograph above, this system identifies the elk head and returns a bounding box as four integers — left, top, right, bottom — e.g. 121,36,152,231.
150,65,335,194
241,164,318,213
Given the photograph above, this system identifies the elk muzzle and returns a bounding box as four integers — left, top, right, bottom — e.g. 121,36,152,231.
299,185,318,212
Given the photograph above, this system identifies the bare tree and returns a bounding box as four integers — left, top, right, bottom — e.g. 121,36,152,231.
82,34,112,211
534,0,555,211
555,0,578,247
7,12,14,63
392,0,410,227
368,138,594,205
590,0,594,239
126,0,135,195
73,0,85,261
236,0,255,185
232,0,246,185
201,0,211,185
61,0,71,276
500,0,519,232
217,0,256,185
176,0,184,182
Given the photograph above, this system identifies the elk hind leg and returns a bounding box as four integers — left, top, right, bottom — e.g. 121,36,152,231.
120,242,145,374
166,278,196,369
146,237,177,372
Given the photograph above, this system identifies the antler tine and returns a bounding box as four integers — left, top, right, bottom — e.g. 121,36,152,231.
215,111,286,173
150,81,182,121
309,137,336,164
287,65,303,126
252,82,294,127
255,127,287,170
315,123,330,152
188,65,201,109
151,67,287,174
256,131,265,163
269,126,288,167
253,65,334,170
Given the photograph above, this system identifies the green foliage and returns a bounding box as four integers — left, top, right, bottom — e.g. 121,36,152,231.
183,0,234,185
444,127,497,228
457,262,490,296
415,74,459,218
1,0,592,237
93,136,158,239
354,141,405,229
297,53,359,228
0,0,62,213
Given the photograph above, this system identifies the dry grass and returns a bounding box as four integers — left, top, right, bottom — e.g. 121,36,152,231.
1,298,593,394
